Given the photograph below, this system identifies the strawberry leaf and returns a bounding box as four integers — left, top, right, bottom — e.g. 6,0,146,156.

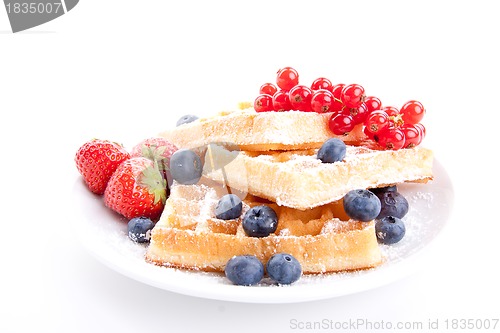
138,163,167,205
140,144,170,171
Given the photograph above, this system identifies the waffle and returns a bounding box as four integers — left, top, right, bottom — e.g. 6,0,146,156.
202,144,434,210
148,108,433,276
145,180,382,274
159,108,368,151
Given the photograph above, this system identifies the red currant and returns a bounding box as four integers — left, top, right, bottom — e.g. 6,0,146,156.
311,77,333,92
343,102,368,124
259,83,278,96
363,125,375,140
400,124,422,148
377,127,405,150
382,106,399,117
341,83,366,108
276,67,299,91
414,123,426,140
400,100,425,124
365,110,390,134
364,96,382,112
330,83,345,112
272,90,292,111
382,106,403,127
328,113,354,135
254,94,274,112
310,89,334,113
289,85,313,111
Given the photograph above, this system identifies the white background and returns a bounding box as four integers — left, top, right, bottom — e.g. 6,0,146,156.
1,0,499,332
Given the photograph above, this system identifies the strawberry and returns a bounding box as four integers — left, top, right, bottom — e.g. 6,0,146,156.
130,137,178,186
104,157,167,220
75,139,130,195
130,137,178,160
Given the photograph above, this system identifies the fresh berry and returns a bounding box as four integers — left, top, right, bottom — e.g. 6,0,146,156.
259,83,278,96
104,157,167,220
130,137,177,158
341,83,366,108
75,139,130,195
131,137,177,161
369,185,397,195
400,124,422,148
317,138,346,163
276,67,299,91
289,85,313,111
215,194,243,220
328,113,354,135
364,96,382,112
310,89,334,113
272,90,292,111
130,137,178,186
330,84,345,112
375,216,406,244
343,189,381,222
382,105,400,117
310,77,333,92
363,126,376,141
414,123,426,141
377,127,406,150
376,191,409,219
254,94,274,112
344,102,368,124
365,110,390,135
128,216,155,243
390,114,405,129
400,100,425,124
176,114,199,127
242,205,278,237
169,149,203,185
225,255,264,286
266,253,302,285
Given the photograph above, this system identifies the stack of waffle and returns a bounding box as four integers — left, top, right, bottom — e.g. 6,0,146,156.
145,108,433,274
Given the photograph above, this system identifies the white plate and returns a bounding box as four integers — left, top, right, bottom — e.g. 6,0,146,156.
72,159,454,303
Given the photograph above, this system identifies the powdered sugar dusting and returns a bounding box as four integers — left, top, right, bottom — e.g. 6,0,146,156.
75,159,453,297
204,144,433,210
320,219,353,234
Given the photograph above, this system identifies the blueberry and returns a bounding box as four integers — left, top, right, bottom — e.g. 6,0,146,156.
375,216,406,244
176,114,199,127
242,205,278,237
343,189,381,222
376,191,409,219
317,138,347,163
369,185,397,195
266,253,302,285
215,194,242,220
224,255,264,286
169,149,203,185
128,217,155,243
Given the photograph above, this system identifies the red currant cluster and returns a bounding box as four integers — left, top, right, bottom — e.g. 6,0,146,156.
253,67,426,150
365,100,426,150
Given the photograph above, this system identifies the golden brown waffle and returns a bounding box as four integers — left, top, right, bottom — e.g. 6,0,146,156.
159,108,368,151
145,180,382,274
149,109,434,276
203,144,434,210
